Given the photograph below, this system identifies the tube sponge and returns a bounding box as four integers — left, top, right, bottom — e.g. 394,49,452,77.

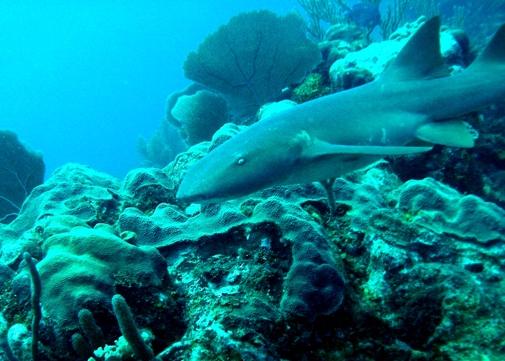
111,294,154,361
77,309,104,350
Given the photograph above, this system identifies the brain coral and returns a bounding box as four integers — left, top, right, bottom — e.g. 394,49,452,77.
37,225,167,330
184,10,321,115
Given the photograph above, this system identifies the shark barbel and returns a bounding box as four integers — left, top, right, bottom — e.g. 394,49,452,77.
177,17,505,206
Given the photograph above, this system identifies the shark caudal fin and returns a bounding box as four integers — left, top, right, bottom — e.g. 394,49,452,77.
469,24,505,70
379,17,451,82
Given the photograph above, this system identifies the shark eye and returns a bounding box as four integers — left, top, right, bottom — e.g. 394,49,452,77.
236,157,246,166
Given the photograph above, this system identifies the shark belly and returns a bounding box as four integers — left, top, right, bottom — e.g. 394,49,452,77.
282,154,382,186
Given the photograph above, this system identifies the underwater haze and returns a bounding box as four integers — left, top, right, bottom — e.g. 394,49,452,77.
0,0,295,177
1,1,505,360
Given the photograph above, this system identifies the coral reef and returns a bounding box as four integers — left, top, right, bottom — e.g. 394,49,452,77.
0,165,184,360
35,225,168,330
121,167,177,212
184,10,321,116
328,164,505,360
2,11,505,361
0,164,120,267
380,0,439,39
0,129,504,360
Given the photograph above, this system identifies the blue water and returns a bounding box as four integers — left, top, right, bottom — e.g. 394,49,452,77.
0,1,296,178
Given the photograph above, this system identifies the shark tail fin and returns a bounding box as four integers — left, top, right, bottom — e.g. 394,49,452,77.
469,24,505,70
380,17,450,82
416,120,476,148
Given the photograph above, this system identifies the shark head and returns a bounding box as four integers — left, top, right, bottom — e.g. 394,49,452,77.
176,124,305,203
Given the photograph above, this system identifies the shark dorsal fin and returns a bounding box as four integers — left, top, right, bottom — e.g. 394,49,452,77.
469,24,505,70
380,17,449,82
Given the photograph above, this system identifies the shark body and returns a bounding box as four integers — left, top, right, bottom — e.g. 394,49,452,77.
177,18,505,203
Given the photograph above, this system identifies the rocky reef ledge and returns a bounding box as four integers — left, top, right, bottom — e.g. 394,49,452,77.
1,123,504,361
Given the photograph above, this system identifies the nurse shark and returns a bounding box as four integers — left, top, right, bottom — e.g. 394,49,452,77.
177,18,505,207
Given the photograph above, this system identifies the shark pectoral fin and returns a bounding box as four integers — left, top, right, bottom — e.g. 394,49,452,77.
330,145,433,155
416,120,476,148
304,139,432,160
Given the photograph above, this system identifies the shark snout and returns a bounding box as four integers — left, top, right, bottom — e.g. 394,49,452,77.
177,163,248,204
176,166,225,203
176,176,205,203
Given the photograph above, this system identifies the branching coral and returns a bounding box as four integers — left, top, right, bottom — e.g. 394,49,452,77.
381,0,439,38
298,0,383,40
297,0,347,39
